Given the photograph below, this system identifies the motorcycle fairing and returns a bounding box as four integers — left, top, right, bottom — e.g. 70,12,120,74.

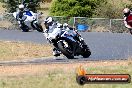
25,11,33,16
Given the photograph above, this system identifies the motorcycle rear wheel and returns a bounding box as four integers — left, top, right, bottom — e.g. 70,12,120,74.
81,46,91,58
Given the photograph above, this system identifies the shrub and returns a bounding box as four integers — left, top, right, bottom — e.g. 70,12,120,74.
50,0,105,17
94,0,131,18
3,0,42,13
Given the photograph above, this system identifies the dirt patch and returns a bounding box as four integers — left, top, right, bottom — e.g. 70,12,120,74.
0,2,6,13
39,2,52,16
91,26,111,32
0,41,53,61
0,20,13,28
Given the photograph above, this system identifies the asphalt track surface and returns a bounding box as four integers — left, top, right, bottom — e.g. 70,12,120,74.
0,29,132,65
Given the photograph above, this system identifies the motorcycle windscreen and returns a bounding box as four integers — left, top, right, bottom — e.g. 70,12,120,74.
65,36,77,42
25,11,33,16
22,16,27,21
61,32,76,42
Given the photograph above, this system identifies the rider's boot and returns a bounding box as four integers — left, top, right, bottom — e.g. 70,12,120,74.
52,48,61,57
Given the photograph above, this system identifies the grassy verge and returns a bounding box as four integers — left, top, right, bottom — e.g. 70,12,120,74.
0,41,52,61
0,61,131,88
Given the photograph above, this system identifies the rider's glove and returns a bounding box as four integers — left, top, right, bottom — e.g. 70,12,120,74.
43,32,49,39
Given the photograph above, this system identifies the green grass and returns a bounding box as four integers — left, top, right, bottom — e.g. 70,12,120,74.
0,63,131,88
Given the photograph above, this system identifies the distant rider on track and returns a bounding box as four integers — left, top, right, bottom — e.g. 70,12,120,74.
123,8,132,34
43,17,62,56
16,4,26,30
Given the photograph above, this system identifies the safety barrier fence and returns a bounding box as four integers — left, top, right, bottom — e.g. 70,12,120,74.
0,13,128,33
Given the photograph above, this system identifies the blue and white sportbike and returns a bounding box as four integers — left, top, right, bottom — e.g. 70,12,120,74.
13,5,43,32
47,26,91,59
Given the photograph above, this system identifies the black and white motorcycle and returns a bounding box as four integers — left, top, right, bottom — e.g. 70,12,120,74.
46,24,91,59
13,4,43,32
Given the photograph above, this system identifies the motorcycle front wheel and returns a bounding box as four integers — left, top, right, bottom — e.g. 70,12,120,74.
21,25,29,32
57,40,74,59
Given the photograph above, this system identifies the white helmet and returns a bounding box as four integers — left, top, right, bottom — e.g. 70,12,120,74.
18,4,24,11
57,23,63,28
45,17,54,24
123,8,130,14
19,4,24,9
63,23,68,27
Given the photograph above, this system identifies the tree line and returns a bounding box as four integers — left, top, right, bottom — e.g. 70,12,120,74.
1,0,132,18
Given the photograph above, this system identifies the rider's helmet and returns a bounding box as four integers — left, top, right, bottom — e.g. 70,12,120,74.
57,23,63,28
44,17,54,29
123,8,130,17
44,17,54,24
19,4,24,12
63,23,71,31
63,23,68,29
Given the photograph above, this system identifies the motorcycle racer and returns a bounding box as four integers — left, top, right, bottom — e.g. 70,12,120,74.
16,4,26,29
43,17,88,57
123,8,132,34
43,17,62,56
13,3,43,32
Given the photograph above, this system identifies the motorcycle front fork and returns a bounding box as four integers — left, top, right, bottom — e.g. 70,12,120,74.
31,20,36,29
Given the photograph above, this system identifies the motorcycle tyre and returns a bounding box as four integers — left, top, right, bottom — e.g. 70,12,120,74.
57,40,74,59
21,25,29,32
81,46,91,58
